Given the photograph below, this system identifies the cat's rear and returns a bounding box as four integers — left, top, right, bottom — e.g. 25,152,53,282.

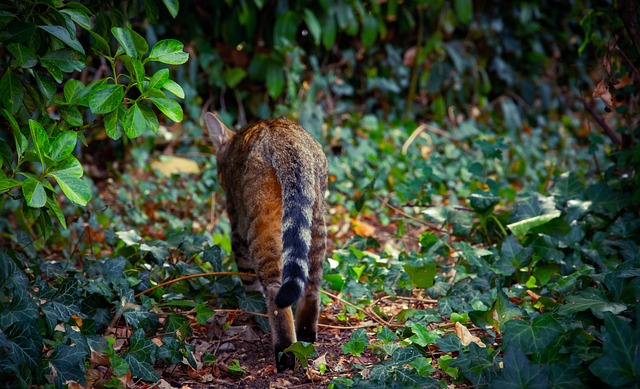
204,113,327,371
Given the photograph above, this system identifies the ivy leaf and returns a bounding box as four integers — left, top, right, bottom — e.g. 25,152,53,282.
469,288,524,331
39,25,85,54
49,344,87,384
123,329,159,382
408,322,439,347
0,287,39,328
558,288,627,319
502,313,564,355
0,321,42,370
342,328,369,357
489,346,549,389
147,39,188,65
507,211,562,239
589,313,640,387
89,84,124,114
22,178,46,208
403,262,436,288
283,342,317,368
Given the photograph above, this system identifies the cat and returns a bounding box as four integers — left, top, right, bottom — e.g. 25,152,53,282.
204,113,328,371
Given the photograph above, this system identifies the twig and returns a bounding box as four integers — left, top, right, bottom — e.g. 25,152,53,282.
582,98,623,147
134,271,256,298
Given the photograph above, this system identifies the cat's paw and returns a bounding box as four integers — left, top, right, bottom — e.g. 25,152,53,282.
275,350,296,372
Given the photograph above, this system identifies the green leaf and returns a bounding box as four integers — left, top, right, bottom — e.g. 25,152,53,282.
48,156,91,206
89,30,111,55
111,27,137,58
454,0,473,25
162,80,184,99
22,178,46,208
59,8,92,30
147,39,189,65
0,322,42,371
403,262,436,288
123,329,159,381
0,174,22,192
132,58,145,92
283,342,317,368
490,346,549,389
63,79,85,103
303,9,321,45
502,313,564,355
29,119,50,166
49,344,87,384
50,131,77,162
0,285,39,328
409,322,439,347
438,355,459,378
0,70,24,114
130,29,149,57
409,356,435,377
105,105,125,140
39,25,85,54
46,195,66,228
507,210,562,239
149,97,183,122
322,13,337,49
589,313,640,386
124,103,148,138
40,49,85,80
139,103,159,133
342,328,369,357
148,68,169,90
161,0,179,18
60,106,83,127
7,43,37,68
361,14,378,48
34,71,56,103
469,288,524,331
89,84,124,114
266,62,284,98
223,67,247,88
558,288,627,319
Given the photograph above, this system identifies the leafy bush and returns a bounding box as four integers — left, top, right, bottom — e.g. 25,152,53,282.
0,0,188,243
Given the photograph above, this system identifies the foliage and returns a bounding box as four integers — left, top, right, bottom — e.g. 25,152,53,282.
0,0,188,246
1,0,640,387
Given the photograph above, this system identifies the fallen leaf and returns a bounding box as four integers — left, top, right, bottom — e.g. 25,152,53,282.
454,322,486,348
592,80,613,108
151,156,200,177
352,218,376,237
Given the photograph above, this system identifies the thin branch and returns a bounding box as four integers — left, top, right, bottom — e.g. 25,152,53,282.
582,98,623,147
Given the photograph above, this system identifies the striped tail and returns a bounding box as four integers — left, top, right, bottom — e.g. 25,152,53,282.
274,152,315,308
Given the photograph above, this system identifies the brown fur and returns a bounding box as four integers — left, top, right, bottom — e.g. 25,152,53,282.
204,113,327,371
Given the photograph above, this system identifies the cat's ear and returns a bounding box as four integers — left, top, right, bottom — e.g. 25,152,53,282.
204,112,234,152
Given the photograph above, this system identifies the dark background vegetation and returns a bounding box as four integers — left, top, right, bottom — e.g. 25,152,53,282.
0,0,639,387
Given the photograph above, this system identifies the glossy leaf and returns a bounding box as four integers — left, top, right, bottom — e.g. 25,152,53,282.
7,43,37,68
22,178,46,208
149,97,182,122
89,84,124,114
111,27,137,58
147,39,189,65
0,70,24,114
39,25,85,54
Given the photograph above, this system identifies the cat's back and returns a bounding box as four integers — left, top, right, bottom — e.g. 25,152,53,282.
221,118,326,194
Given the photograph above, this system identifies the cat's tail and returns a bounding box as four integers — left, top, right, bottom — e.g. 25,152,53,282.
274,150,315,309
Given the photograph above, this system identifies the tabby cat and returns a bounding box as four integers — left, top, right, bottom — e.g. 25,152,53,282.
204,113,328,371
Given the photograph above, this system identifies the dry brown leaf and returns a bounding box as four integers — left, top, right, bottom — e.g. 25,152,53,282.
151,156,200,177
352,218,376,237
592,80,613,108
454,322,486,348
